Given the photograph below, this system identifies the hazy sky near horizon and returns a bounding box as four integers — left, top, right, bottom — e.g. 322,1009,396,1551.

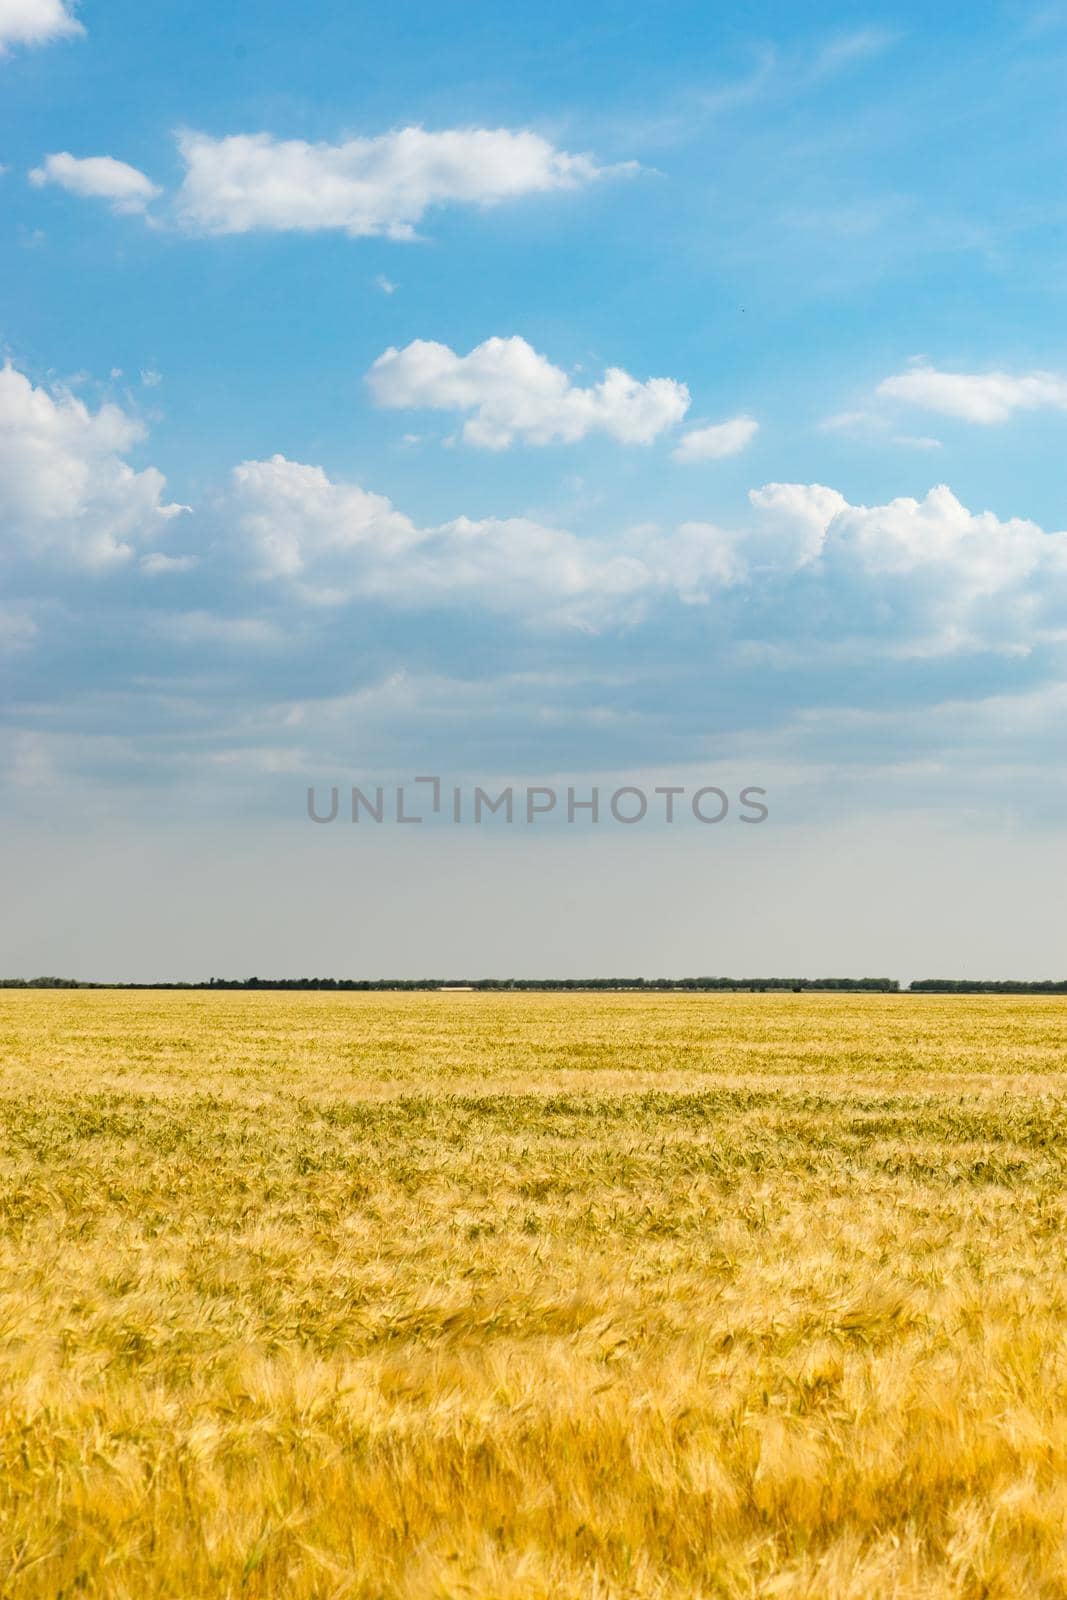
3,0,1067,979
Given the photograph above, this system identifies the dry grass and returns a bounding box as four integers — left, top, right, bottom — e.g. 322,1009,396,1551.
2,990,1067,1598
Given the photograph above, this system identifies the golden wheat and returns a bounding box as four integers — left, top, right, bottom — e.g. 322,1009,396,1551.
2,990,1066,1598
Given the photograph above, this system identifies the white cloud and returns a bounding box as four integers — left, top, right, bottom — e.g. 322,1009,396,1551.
8,354,1062,671
29,153,161,214
672,415,758,462
230,454,651,624
228,454,1067,653
232,456,420,581
748,481,1067,654
877,363,1067,423
748,481,849,567
367,336,689,448
0,0,81,52
0,362,186,568
375,274,397,295
629,520,746,602
175,127,632,238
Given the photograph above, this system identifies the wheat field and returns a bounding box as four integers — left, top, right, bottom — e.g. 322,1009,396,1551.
1,990,1066,1598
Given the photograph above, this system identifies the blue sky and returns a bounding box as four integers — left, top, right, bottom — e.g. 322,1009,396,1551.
3,0,1067,977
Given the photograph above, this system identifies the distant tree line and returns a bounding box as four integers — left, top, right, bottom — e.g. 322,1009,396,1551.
2,975,898,991
5,976,1067,993
908,979,1067,994
1,976,86,988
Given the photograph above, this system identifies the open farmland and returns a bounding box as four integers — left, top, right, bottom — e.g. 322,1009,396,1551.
2,990,1067,1598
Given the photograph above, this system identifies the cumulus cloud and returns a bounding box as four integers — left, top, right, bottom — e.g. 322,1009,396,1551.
5,363,1060,662
232,456,420,581
29,152,161,214
9,408,1067,811
877,363,1067,423
748,481,1067,655
7,342,1065,757
175,127,631,238
230,454,651,624
0,363,186,568
672,415,758,462
0,0,81,51
227,454,1067,656
748,481,850,567
367,337,689,448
